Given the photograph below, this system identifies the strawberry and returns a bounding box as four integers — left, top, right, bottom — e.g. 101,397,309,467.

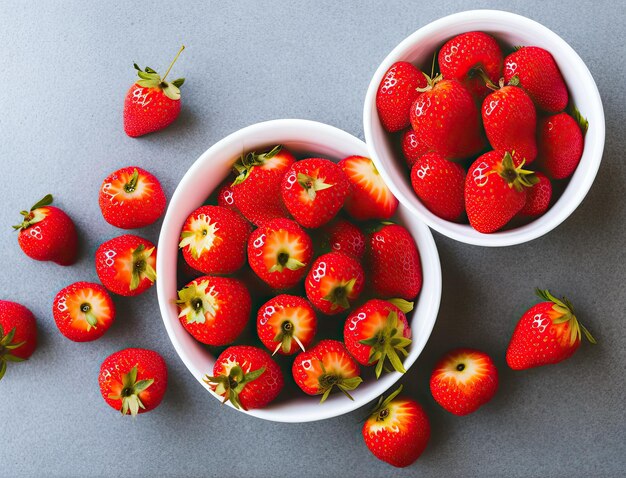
216,181,238,211
362,385,430,467
375,61,427,132
401,129,429,168
248,218,313,289
0,301,37,381
52,282,116,342
99,166,166,229
99,348,167,416
292,339,362,401
506,289,596,370
281,158,350,228
257,295,317,355
95,234,157,296
305,252,365,315
519,172,552,216
504,46,568,113
367,224,422,300
231,145,295,226
430,348,498,416
123,46,185,137
321,219,366,259
204,345,284,410
179,205,250,274
176,276,251,346
13,194,78,266
339,155,398,220
538,112,585,179
410,152,466,221
465,151,538,233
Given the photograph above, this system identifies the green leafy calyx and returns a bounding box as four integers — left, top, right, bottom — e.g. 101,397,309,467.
497,152,539,192
133,45,185,101
317,361,363,403
130,244,157,290
108,365,154,417
0,324,27,381
322,277,357,310
176,282,216,324
359,310,412,378
203,365,266,410
12,194,53,231
367,384,403,423
232,144,282,185
535,288,597,346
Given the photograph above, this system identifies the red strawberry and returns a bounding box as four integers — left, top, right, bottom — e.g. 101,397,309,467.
344,299,412,378
179,205,250,274
123,46,185,137
339,156,398,220
176,276,251,345
465,151,537,233
0,301,37,380
362,385,430,467
13,194,78,266
95,234,157,296
257,295,317,355
292,339,362,401
367,224,422,300
305,252,365,315
321,219,366,259
231,145,295,226
204,345,284,410
99,166,166,229
506,289,596,370
281,158,350,228
52,282,116,342
99,348,167,416
401,129,429,168
519,172,552,216
216,181,237,210
538,112,585,179
376,61,427,132
248,218,313,289
504,46,568,113
410,152,466,221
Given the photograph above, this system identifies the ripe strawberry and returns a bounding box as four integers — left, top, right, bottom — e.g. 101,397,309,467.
248,218,313,289
52,282,116,342
292,339,362,401
95,234,157,296
430,348,498,416
99,166,166,229
204,345,284,410
257,295,317,355
216,181,237,210
0,301,37,381
506,289,596,370
519,172,552,216
305,252,365,315
367,224,422,300
321,219,366,259
465,151,538,233
362,385,430,467
376,61,427,132
538,112,585,179
13,194,78,266
504,46,568,113
123,46,185,137
401,129,429,168
176,276,251,345
179,205,250,274
339,156,398,220
99,348,167,416
410,152,466,221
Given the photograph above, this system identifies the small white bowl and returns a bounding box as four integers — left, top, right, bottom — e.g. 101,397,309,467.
156,119,442,422
363,10,605,247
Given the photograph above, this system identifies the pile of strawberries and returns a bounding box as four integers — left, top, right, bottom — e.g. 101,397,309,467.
376,31,588,233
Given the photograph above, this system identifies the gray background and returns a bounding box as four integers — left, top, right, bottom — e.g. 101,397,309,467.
1,1,624,477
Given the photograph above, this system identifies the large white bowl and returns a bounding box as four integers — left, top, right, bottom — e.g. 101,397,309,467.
364,10,605,247
156,119,442,422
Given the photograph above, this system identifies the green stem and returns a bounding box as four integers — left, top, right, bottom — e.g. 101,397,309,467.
162,45,185,82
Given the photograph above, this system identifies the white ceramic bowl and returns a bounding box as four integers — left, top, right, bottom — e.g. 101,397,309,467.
156,119,442,422
364,10,605,247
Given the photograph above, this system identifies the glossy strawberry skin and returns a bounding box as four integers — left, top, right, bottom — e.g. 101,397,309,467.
257,295,317,355
519,172,552,216
0,300,37,360
538,112,584,179
124,85,180,137
376,62,427,132
216,181,238,211
321,219,366,259
401,129,430,168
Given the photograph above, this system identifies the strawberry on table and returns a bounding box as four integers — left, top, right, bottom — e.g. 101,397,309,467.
519,172,552,217
0,301,37,381
401,129,429,168
321,219,366,259
538,111,585,179
257,295,317,355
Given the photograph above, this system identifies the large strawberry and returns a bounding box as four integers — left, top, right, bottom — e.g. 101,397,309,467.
257,295,317,355
506,289,596,370
519,172,552,217
401,129,430,168
321,219,366,259
0,301,37,381
538,112,585,179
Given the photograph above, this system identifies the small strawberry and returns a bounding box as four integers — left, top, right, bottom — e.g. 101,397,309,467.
13,194,78,266
179,205,250,274
0,301,37,381
257,295,317,355
506,289,596,370
401,129,429,168
124,46,185,137
362,385,430,468
248,218,313,289
292,339,362,402
204,345,284,410
216,181,238,211
321,219,366,259
99,166,166,229
95,234,157,296
519,172,552,217
430,348,498,416
305,252,365,315
538,112,585,179
99,348,168,416
52,282,116,342
339,156,398,220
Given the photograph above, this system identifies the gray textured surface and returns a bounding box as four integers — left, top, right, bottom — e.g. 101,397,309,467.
1,1,624,477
